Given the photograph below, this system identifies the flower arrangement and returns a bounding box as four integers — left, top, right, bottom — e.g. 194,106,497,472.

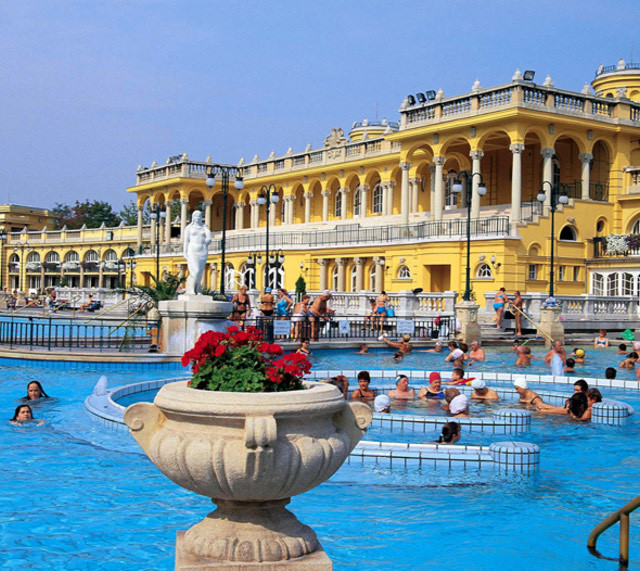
182,326,311,392
605,233,640,255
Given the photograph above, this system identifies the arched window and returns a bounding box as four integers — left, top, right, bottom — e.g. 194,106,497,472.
65,251,80,262
623,273,635,295
592,273,604,295
123,248,135,258
353,187,361,217
104,249,118,261
369,264,377,290
9,253,19,263
372,182,383,214
528,244,540,256
45,252,60,263
633,218,640,235
476,263,493,279
445,170,458,207
334,191,342,218
263,263,284,290
606,273,618,296
85,250,99,262
331,266,339,290
397,265,411,279
27,251,41,263
240,263,256,289
559,225,577,241
350,265,358,292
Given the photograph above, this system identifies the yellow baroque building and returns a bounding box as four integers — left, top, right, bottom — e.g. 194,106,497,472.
3,61,640,301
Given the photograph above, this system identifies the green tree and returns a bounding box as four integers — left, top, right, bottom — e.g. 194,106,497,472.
53,200,121,229
119,200,152,226
131,272,185,307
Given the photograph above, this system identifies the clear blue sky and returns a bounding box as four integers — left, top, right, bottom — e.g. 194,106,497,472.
0,0,638,210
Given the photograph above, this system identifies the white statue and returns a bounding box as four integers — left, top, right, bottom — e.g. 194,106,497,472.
182,210,211,295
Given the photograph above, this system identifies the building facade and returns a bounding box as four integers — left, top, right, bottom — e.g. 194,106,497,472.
3,61,640,300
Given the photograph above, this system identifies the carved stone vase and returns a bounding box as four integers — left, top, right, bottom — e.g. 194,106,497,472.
124,381,372,565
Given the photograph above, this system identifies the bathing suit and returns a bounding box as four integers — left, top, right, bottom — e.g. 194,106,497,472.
276,298,290,317
529,395,542,405
493,302,505,310
292,309,307,322
596,339,607,346
376,306,387,314
262,309,274,317
425,390,444,399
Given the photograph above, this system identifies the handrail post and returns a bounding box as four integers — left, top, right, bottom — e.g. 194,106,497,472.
620,513,630,567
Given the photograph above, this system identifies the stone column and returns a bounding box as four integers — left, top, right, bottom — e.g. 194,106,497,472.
150,216,157,248
235,202,244,230
381,181,395,215
158,216,165,245
98,264,104,288
354,257,364,292
470,150,484,219
136,204,144,251
180,199,189,242
409,178,421,213
165,211,172,245
429,166,436,216
339,188,349,220
400,161,412,223
538,305,565,347
360,185,369,218
374,256,385,292
250,199,259,228
200,200,210,231
580,153,593,200
510,144,525,229
210,264,218,292
318,258,329,290
304,192,313,223
433,157,446,221
455,300,482,343
541,148,555,208
269,200,277,227
321,190,330,221
336,258,346,291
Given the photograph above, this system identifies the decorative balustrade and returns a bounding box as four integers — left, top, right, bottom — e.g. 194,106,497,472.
479,88,513,108
554,94,585,112
523,87,546,105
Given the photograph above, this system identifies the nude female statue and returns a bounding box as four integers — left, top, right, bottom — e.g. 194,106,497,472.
182,210,211,294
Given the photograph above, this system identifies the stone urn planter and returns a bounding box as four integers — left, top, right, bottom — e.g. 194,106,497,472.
124,380,372,566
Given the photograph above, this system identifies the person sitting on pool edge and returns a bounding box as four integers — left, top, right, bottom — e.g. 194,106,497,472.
388,374,415,399
351,371,376,400
381,333,412,355
537,392,590,421
20,381,50,402
418,372,444,399
436,421,461,444
448,394,470,418
470,379,499,401
10,404,45,425
374,394,391,413
514,379,544,406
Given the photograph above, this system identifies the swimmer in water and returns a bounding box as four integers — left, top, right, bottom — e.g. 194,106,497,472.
537,392,589,421
564,357,576,374
470,379,499,401
449,394,470,418
513,379,544,406
418,372,444,399
351,371,376,400
388,374,415,399
10,404,45,425
515,345,533,366
20,381,50,402
436,421,461,444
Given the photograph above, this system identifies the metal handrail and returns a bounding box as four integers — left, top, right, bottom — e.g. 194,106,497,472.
506,303,554,344
587,494,640,567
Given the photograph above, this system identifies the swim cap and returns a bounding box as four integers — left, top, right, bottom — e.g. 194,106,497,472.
429,372,442,384
452,349,464,359
265,287,272,292
374,394,391,413
575,349,585,357
395,375,407,385
471,379,486,390
449,394,469,415
514,379,528,390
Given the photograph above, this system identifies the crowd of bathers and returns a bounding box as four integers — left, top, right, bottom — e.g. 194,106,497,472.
8,381,51,426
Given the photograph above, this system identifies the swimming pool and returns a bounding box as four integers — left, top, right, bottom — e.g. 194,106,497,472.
3,351,640,569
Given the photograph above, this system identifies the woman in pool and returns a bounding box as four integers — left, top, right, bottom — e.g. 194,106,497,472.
296,338,311,355
373,394,391,413
10,404,44,425
581,388,603,421
536,392,589,421
351,371,376,400
388,374,415,399
448,394,470,418
20,381,50,402
417,372,444,399
593,329,610,349
514,379,544,406
436,421,461,444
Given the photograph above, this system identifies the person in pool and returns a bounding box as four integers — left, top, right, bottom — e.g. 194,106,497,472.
515,345,534,366
388,374,415,399
544,340,567,365
20,381,50,402
618,343,628,354
382,333,412,354
374,394,391,413
572,348,586,363
564,358,576,374
418,372,444,399
581,388,603,421
10,404,44,425
470,379,499,401
296,338,311,355
436,421,461,444
468,340,485,363
357,343,369,354
620,352,638,369
537,392,589,420
351,371,376,400
442,388,461,412
422,341,443,353
448,394,470,418
514,379,544,406
593,329,610,349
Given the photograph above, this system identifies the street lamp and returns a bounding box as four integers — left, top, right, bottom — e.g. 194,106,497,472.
245,252,263,290
148,204,166,284
206,164,244,295
452,172,487,301
0,230,6,290
537,181,569,300
257,184,279,290
126,256,137,289
13,241,30,293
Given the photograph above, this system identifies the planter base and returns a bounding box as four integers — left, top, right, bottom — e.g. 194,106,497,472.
176,531,332,569
181,499,322,564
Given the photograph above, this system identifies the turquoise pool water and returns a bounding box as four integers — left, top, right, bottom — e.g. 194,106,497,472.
2,350,640,569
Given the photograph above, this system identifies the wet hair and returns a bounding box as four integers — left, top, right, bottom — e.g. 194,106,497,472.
452,368,464,379
586,388,603,403
448,341,458,349
605,367,617,380
24,381,49,400
573,379,589,392
395,374,409,384
628,352,639,360
523,346,532,355
301,338,310,344
444,388,460,403
438,421,461,444
357,371,370,382
619,343,627,352
11,404,33,421
459,343,469,353
567,393,589,418
565,358,576,368
328,377,347,396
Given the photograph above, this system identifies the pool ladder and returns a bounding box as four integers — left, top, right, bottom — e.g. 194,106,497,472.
588,494,640,568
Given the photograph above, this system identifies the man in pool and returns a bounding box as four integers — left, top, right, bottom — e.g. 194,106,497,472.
388,374,415,399
544,340,567,365
470,379,499,401
382,333,412,355
468,340,485,363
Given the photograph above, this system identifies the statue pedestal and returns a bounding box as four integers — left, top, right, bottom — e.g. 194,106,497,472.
538,305,564,348
455,301,481,343
158,295,234,355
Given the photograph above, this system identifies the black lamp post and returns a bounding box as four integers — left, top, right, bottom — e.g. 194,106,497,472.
257,184,279,290
206,164,244,295
452,172,487,301
537,181,569,299
149,204,166,284
245,252,263,290
126,256,137,289
0,230,6,290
